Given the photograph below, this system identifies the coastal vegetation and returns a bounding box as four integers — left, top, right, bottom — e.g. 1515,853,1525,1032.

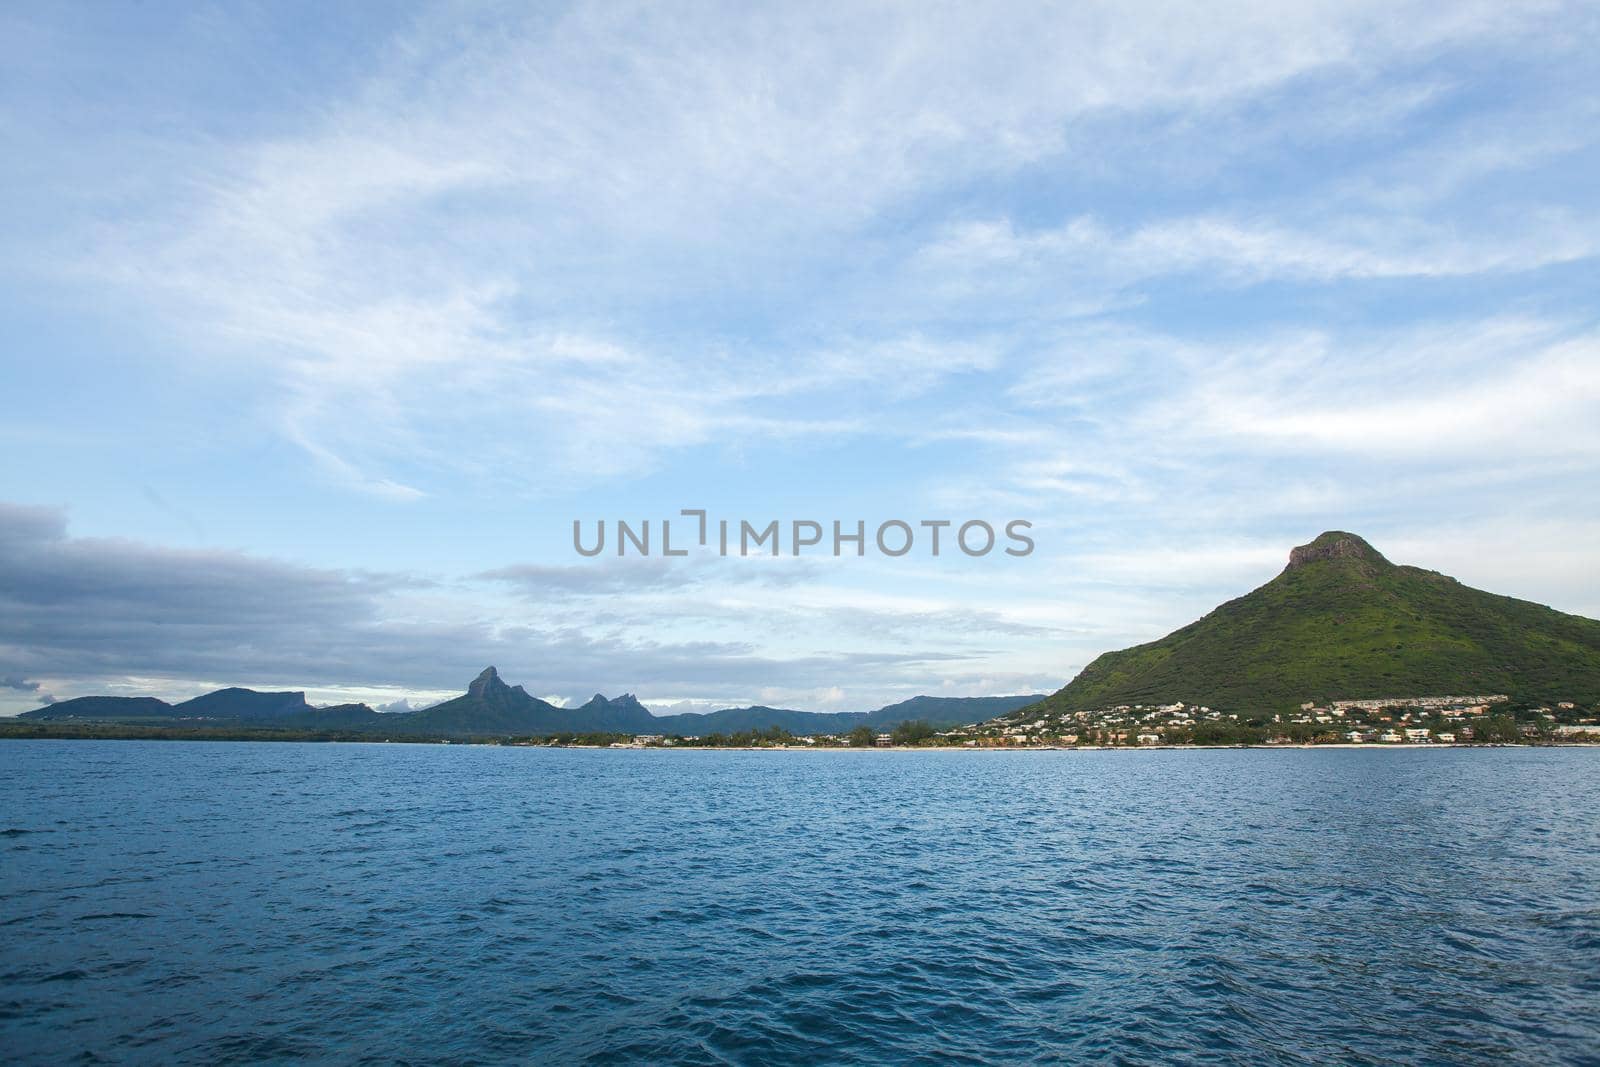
8,704,1588,750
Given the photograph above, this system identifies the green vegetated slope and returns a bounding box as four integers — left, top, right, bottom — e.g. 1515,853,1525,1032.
1035,532,1600,717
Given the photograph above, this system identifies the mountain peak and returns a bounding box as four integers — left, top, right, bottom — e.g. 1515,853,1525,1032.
1038,531,1600,715
468,666,507,698
1286,531,1388,570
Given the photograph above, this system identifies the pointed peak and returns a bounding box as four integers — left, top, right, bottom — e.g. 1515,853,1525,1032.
1287,531,1388,570
468,666,508,698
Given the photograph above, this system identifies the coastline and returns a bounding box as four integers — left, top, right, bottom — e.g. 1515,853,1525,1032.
2,725,1595,752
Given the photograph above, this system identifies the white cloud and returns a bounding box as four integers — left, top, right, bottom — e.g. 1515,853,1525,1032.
1202,336,1600,457
42,0,1585,496
1378,519,1600,621
919,212,1599,293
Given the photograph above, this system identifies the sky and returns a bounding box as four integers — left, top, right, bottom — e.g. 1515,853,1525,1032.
2,1,1598,716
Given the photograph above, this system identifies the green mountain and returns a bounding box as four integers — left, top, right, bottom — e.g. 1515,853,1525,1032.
1030,531,1600,718
398,666,584,734
20,695,173,720
638,704,854,735
22,689,311,721
391,676,1043,735
861,694,1047,728
171,687,311,719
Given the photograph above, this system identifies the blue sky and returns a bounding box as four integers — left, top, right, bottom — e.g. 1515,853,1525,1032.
3,1,1598,715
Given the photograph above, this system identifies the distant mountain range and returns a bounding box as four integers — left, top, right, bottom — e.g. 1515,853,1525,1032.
1019,530,1600,719
22,667,1043,737
31,529,1585,736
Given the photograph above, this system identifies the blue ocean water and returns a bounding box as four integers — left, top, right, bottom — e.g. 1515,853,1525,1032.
2,742,1598,1064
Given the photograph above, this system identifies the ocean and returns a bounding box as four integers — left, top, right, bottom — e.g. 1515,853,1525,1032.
3,741,1598,1064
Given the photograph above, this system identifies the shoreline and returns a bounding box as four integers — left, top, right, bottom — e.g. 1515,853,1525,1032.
2,729,1596,752
569,741,1600,752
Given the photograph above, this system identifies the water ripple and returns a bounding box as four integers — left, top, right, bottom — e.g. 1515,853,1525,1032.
1,743,1598,1063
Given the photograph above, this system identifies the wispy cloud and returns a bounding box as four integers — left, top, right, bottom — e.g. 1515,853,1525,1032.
478,556,818,599
917,212,1598,296
24,0,1583,496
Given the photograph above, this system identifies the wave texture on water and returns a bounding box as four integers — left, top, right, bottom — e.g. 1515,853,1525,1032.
2,742,1598,1064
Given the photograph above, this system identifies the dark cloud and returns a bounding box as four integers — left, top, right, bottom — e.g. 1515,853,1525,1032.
0,501,419,687
477,555,817,599
0,675,42,692
476,558,703,597
0,502,969,707
817,605,1062,640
